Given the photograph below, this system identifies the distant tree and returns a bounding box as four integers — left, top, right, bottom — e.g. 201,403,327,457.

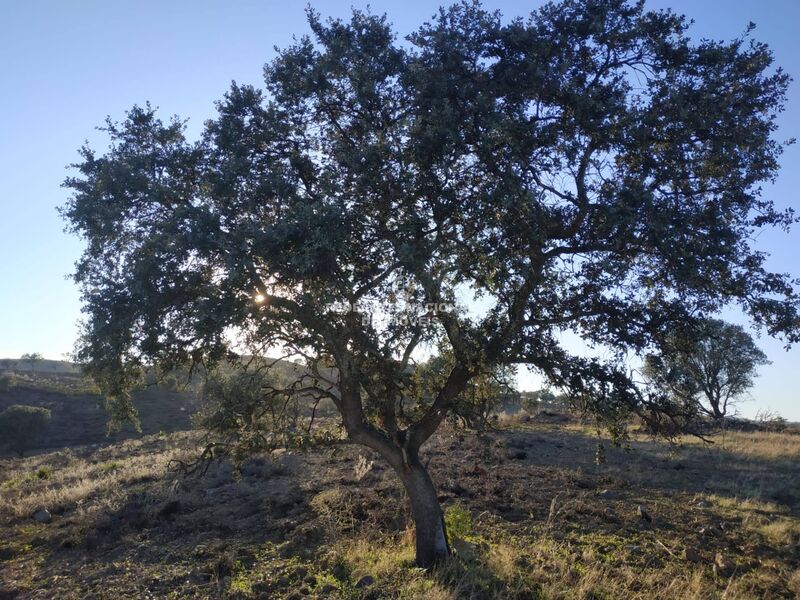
62,1,799,566
521,388,557,412
0,405,51,457
643,319,770,419
754,407,788,432
20,352,44,373
411,351,517,430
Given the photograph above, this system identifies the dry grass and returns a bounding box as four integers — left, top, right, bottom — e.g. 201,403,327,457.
679,429,800,461
1,423,799,599
0,433,196,518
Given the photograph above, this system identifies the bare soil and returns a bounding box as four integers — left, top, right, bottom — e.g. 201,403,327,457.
0,422,798,599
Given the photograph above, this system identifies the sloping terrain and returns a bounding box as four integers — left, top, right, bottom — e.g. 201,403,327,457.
0,422,798,599
0,357,313,453
0,372,199,450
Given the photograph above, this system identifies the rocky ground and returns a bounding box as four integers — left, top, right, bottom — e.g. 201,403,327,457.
0,421,799,599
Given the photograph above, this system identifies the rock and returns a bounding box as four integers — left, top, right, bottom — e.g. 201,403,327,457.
355,575,374,588
291,566,308,580
320,583,338,594
637,505,652,523
450,482,468,496
714,552,734,576
501,508,528,522
158,500,181,518
32,508,51,523
696,499,711,509
624,544,641,554
251,581,274,595
453,537,479,561
682,547,702,563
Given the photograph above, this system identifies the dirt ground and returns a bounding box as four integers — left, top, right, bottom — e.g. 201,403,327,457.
1,421,798,599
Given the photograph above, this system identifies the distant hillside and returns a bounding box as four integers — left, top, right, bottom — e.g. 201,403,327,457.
0,357,329,455
0,370,200,454
0,358,80,374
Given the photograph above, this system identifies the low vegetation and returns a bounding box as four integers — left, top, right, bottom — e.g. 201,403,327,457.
0,404,52,458
1,419,798,599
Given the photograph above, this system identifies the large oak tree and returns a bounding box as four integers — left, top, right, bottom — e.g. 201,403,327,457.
63,0,799,567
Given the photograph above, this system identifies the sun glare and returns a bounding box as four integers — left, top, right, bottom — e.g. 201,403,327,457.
254,293,266,304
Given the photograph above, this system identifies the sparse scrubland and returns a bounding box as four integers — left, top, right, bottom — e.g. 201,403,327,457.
1,418,798,599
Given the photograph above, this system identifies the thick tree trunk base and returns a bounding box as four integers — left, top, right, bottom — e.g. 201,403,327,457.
399,458,450,568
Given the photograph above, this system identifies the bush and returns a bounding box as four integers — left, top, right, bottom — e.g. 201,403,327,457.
0,405,51,457
445,503,473,540
0,372,17,391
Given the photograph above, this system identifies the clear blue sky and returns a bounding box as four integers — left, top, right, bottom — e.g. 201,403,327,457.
0,1,798,419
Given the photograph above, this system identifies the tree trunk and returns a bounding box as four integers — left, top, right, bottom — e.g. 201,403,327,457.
398,455,450,568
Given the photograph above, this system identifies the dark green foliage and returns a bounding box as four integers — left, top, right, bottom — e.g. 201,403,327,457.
643,318,770,419
0,405,51,457
411,352,518,429
61,0,799,564
62,1,798,440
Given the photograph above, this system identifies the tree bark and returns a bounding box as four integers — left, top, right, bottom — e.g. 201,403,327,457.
397,454,450,568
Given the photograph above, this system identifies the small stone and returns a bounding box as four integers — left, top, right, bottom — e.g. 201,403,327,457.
682,547,702,563
637,505,652,523
320,583,338,594
32,508,51,523
714,551,734,576
696,499,711,508
355,575,374,588
699,524,721,536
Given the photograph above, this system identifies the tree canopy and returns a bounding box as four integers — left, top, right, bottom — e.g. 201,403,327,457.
62,0,799,566
21,352,44,372
643,318,770,419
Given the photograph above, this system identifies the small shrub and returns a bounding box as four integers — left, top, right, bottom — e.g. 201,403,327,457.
35,467,52,480
100,461,122,474
353,454,374,481
1,466,53,489
445,502,473,540
0,372,17,391
0,405,51,457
